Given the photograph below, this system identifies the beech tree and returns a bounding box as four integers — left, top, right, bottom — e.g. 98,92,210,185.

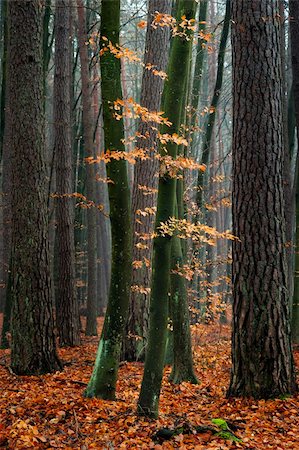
8,0,61,375
84,0,132,400
137,0,197,418
228,0,296,398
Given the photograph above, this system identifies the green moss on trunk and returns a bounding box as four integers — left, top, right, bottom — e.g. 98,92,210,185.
84,0,132,400
137,0,196,418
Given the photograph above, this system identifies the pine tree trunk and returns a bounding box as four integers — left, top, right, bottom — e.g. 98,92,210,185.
8,0,61,375
77,0,98,336
289,1,299,343
137,0,197,418
84,0,132,400
54,0,80,347
122,0,172,362
228,0,296,398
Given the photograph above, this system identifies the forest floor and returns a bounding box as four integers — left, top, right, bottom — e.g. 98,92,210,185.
0,317,299,449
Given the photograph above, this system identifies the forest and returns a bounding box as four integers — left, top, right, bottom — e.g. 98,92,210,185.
0,0,299,448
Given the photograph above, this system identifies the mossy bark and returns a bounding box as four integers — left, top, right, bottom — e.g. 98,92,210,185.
84,0,132,400
137,0,196,418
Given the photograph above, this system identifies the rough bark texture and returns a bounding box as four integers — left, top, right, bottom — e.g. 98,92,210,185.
54,0,80,347
228,0,296,398
290,1,299,343
137,0,196,418
77,0,98,336
84,0,132,400
9,0,61,375
122,0,172,362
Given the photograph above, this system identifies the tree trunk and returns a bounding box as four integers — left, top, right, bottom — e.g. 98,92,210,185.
77,0,98,336
289,1,299,343
137,0,197,418
228,0,296,398
196,0,231,211
8,0,61,375
84,0,132,400
122,0,172,362
54,0,80,347
169,195,197,384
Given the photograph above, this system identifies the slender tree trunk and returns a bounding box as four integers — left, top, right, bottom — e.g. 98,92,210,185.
228,0,296,398
77,0,98,336
169,194,197,384
137,0,197,418
122,0,172,362
8,0,61,375
84,0,132,400
196,0,231,211
54,0,80,347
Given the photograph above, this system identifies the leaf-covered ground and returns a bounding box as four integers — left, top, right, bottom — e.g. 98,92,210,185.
0,318,299,449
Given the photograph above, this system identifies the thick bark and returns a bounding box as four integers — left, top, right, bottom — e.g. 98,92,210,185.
54,0,80,347
0,0,9,314
77,0,98,336
137,0,197,418
8,0,61,375
289,1,299,343
84,0,132,400
122,0,172,362
228,0,296,398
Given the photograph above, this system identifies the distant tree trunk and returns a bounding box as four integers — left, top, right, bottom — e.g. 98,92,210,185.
169,194,197,384
189,0,208,152
77,0,98,336
8,0,61,375
84,0,132,400
289,1,299,343
137,0,197,419
196,0,231,211
54,0,80,347
122,0,172,362
228,0,296,398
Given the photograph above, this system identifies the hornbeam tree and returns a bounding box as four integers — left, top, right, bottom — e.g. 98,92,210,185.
228,0,296,398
